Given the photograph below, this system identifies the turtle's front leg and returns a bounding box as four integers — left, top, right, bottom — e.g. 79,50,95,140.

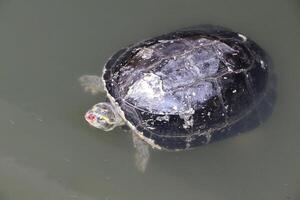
79,75,104,95
132,133,150,172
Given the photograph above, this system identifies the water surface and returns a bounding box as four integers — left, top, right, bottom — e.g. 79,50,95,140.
0,0,299,199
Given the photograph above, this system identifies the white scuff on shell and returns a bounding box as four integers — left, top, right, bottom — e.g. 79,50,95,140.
126,73,165,100
156,115,170,122
136,47,154,59
102,67,162,150
207,111,211,117
238,33,247,42
260,60,266,69
158,40,173,44
179,108,195,129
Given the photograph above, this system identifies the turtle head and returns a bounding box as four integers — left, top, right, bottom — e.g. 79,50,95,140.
85,102,119,131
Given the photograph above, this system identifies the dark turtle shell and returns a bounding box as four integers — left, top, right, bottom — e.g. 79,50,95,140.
103,25,275,150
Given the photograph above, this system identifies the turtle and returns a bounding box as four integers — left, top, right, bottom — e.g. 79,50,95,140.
79,24,275,172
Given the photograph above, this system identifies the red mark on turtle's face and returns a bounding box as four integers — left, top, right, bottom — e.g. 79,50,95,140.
85,113,96,122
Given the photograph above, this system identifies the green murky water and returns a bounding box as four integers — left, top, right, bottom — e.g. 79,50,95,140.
0,0,299,199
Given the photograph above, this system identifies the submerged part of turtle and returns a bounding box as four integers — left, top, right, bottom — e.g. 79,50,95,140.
80,25,276,171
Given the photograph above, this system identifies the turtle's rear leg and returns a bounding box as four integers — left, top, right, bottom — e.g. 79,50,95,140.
132,133,150,173
79,75,104,95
